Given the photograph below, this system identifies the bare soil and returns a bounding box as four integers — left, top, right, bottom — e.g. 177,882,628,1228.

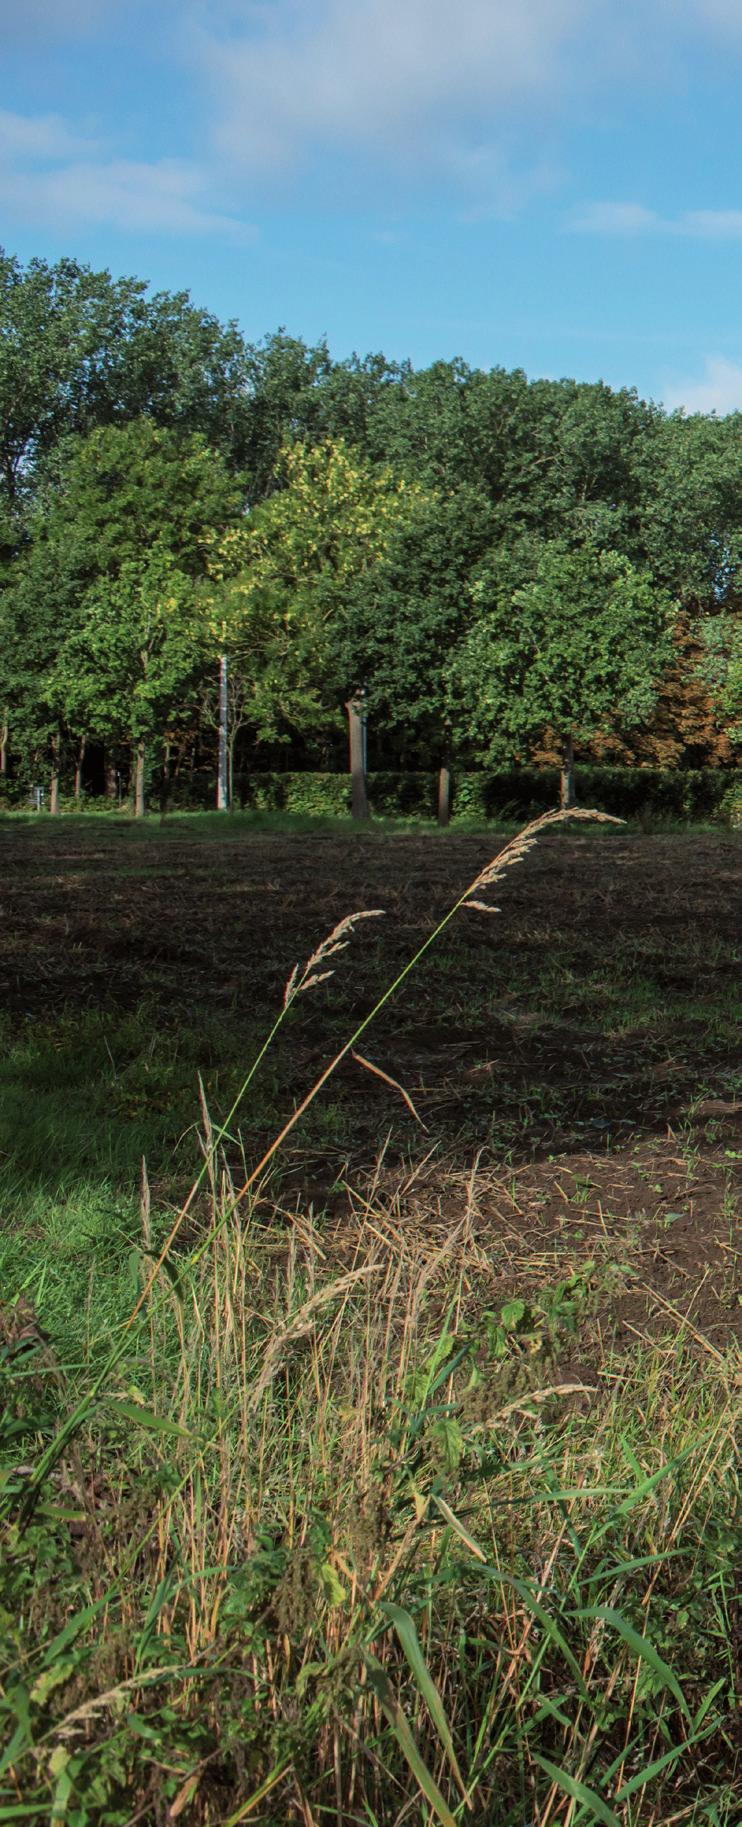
2,823,740,1357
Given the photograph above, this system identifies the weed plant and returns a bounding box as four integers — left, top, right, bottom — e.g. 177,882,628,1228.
1,812,739,1824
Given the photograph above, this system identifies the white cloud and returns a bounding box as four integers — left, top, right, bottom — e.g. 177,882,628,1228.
0,110,250,237
201,0,598,194
664,355,742,415
682,209,742,237
7,1,742,234
0,110,98,162
196,0,742,210
568,201,660,234
568,200,742,238
0,160,244,237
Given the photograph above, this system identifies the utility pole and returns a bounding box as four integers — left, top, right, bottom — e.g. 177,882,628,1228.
217,648,229,811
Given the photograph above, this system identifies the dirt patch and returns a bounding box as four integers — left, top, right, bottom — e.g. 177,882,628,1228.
2,824,740,1351
290,1120,738,1370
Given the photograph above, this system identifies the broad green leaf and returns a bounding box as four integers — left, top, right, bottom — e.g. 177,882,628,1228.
500,1298,528,1332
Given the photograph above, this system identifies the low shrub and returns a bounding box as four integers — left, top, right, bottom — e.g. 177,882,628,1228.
4,764,738,824
234,765,739,825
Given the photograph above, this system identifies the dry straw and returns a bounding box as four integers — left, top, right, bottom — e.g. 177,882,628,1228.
22,804,621,1512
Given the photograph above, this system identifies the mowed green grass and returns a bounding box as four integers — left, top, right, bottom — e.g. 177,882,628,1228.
0,813,739,1825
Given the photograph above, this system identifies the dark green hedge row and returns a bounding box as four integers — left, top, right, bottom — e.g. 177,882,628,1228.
236,766,740,824
5,765,738,823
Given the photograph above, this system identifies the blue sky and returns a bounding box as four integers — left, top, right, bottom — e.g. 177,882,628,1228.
3,1,742,411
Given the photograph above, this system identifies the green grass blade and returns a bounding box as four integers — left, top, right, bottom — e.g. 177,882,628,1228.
0,1809,48,1820
427,1507,587,1700
103,1397,193,1439
591,1436,711,1537
614,1721,718,1803
531,1753,621,1827
433,1493,488,1562
692,1676,727,1730
573,1606,691,1720
362,1651,459,1827
485,1571,588,1698
210,1756,294,1825
380,1601,469,1803
39,1599,111,1668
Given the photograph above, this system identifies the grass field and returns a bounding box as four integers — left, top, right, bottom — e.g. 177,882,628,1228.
0,810,739,1825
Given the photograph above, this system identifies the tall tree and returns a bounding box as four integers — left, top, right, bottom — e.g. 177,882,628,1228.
61,550,206,816
3,419,240,808
204,439,419,765
699,608,742,748
0,249,252,530
452,538,675,806
0,537,80,810
334,484,494,812
640,411,742,607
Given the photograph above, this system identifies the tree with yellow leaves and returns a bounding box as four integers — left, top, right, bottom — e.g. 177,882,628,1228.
204,439,420,803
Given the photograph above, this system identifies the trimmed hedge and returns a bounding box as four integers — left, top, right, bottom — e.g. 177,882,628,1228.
236,766,740,824
4,765,737,824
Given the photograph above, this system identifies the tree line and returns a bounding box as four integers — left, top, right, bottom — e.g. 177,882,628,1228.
1,248,739,816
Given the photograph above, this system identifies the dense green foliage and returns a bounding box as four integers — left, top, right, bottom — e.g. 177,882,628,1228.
1,248,740,811
213,764,742,824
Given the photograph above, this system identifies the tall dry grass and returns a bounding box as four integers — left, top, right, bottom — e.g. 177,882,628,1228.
4,1164,735,1822
2,808,738,1823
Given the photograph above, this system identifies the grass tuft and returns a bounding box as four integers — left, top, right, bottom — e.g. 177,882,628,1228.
0,809,738,1823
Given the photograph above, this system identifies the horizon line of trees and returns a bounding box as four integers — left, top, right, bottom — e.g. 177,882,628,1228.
0,248,739,819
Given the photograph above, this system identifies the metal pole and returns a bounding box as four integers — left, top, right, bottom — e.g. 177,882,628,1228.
217,650,229,810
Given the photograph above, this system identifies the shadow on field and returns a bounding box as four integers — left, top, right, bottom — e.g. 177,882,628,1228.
1,825,740,1187
1,820,740,1351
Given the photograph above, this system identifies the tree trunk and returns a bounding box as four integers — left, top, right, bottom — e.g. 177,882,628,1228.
217,651,229,810
159,738,171,819
49,735,60,816
229,729,239,812
134,738,146,819
74,736,86,802
560,734,576,810
345,693,369,821
0,710,8,776
437,764,451,828
105,757,118,801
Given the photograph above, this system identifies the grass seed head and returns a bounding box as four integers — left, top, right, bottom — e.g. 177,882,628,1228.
464,806,622,904
284,909,385,1006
